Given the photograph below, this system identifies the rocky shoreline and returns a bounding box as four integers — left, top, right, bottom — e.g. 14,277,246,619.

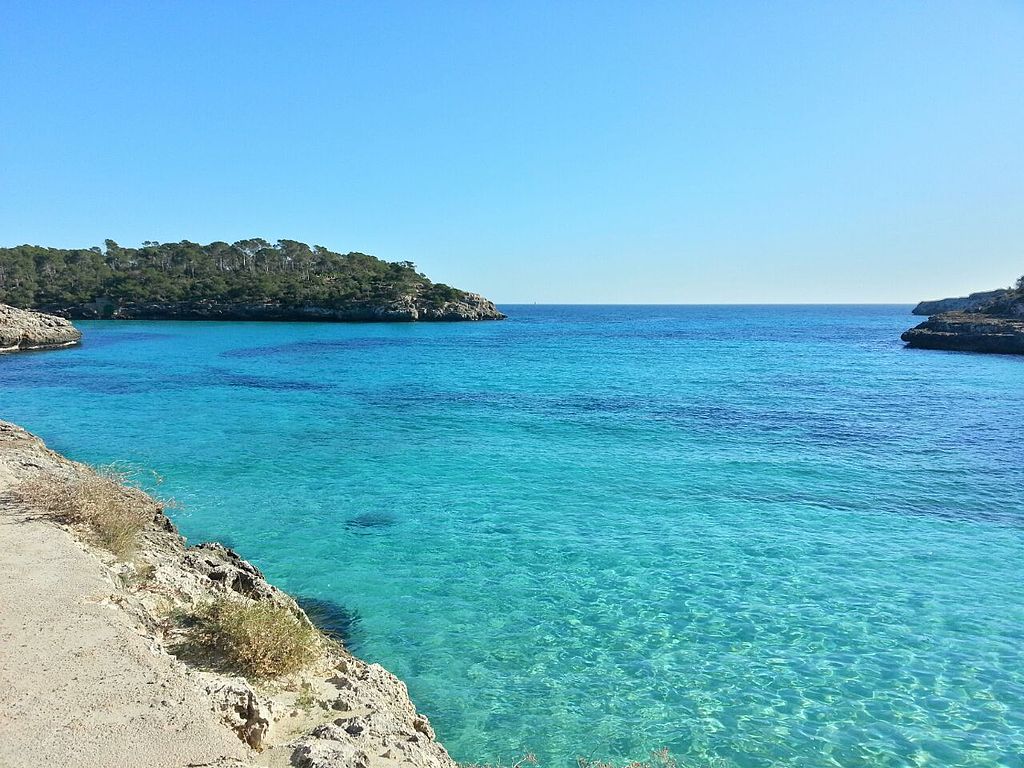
902,282,1024,355
48,294,505,323
0,304,82,352
901,311,1024,355
0,421,458,768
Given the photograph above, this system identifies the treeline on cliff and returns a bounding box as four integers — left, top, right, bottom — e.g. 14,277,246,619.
0,239,466,312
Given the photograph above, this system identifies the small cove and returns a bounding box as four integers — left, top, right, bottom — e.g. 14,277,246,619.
1,305,1022,766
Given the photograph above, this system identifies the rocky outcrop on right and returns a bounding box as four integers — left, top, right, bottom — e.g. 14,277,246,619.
902,279,1024,355
901,312,1024,355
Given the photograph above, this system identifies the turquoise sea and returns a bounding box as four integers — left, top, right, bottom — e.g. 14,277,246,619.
2,305,1022,767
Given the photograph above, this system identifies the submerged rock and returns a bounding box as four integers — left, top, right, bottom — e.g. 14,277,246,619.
0,303,82,352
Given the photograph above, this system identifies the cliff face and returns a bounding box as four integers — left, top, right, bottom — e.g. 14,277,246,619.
0,303,82,352
910,289,1010,316
902,287,1024,355
0,421,458,768
54,293,505,322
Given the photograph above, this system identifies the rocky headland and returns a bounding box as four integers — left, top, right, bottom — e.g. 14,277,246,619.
902,281,1024,355
0,421,458,768
0,303,82,352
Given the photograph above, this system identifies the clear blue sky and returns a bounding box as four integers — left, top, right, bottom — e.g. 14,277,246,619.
2,1,1022,303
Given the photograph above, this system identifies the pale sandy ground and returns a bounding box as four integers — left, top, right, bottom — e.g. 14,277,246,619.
0,457,253,767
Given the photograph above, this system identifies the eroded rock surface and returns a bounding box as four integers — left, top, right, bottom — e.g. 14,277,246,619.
0,303,82,352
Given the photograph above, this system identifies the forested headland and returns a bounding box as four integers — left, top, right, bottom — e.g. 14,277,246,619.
0,239,504,322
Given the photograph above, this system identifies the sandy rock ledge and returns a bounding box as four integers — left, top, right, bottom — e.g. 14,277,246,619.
0,420,458,768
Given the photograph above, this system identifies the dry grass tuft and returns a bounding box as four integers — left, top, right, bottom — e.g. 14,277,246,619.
14,469,155,558
193,597,322,679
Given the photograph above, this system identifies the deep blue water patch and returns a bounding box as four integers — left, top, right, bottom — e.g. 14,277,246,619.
220,336,417,359
80,330,181,347
344,511,399,532
210,368,334,393
294,595,364,649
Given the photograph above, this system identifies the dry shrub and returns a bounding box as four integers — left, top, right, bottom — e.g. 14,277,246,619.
195,597,321,679
15,469,153,558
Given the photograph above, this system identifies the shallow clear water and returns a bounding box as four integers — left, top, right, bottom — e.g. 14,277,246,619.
2,306,1023,767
